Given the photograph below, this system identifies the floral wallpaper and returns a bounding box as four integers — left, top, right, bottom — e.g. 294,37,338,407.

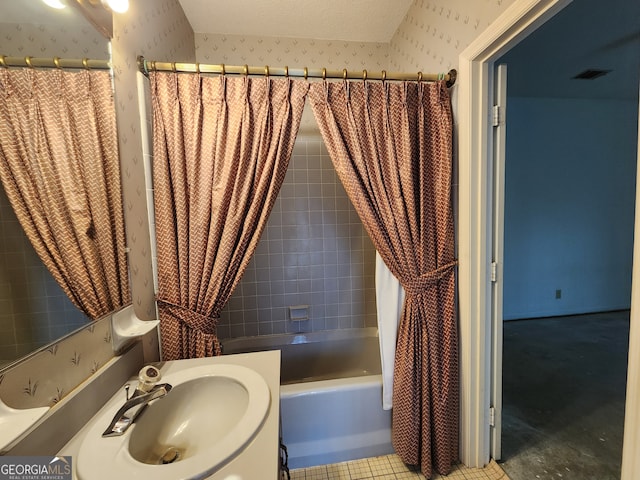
389,0,518,73
196,34,389,70
111,0,196,321
0,315,112,409
0,23,110,60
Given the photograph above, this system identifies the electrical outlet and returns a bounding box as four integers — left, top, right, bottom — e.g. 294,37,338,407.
555,289,562,299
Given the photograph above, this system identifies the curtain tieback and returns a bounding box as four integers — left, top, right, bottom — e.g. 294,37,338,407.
157,298,219,334
402,260,458,297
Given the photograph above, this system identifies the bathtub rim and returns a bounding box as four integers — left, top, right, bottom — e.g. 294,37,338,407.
280,373,383,398
221,327,379,353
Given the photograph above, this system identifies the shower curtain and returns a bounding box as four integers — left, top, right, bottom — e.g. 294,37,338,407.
0,69,130,319
309,80,457,477
150,72,308,360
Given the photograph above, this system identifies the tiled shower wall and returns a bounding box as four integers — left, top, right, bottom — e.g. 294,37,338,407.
0,182,88,364
217,134,377,339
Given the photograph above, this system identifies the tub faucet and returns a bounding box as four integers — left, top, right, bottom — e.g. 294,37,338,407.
102,365,172,437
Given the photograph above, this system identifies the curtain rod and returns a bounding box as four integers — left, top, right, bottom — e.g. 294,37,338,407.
0,55,111,71
137,55,456,88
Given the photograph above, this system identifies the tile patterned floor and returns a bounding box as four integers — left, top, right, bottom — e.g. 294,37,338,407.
288,454,510,480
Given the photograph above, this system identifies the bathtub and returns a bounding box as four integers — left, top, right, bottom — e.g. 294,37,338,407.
222,327,393,468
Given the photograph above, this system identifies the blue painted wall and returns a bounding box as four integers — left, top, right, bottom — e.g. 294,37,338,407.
503,97,638,320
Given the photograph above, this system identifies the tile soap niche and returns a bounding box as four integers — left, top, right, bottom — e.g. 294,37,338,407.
288,305,310,322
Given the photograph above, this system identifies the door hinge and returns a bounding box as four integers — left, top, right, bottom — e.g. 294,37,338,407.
492,105,501,127
489,406,496,427
490,262,498,282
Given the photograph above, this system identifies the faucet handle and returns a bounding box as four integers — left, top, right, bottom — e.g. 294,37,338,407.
124,384,130,401
137,365,162,393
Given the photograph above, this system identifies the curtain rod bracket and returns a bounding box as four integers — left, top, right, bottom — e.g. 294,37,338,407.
446,69,457,88
137,55,149,77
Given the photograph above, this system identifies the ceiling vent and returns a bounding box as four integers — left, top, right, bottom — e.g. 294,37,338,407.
572,69,612,80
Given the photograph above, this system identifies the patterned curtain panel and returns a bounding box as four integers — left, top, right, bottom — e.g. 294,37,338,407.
150,72,309,360
0,69,130,319
309,80,458,477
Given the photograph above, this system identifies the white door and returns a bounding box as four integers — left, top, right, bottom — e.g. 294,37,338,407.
490,63,508,460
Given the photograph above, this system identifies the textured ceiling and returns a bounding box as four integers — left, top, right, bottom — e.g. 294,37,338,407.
177,0,414,42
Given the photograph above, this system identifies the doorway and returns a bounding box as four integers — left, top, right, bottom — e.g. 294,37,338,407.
494,2,639,474
456,0,640,477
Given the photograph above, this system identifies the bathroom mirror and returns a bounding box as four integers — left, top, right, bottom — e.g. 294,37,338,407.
0,0,114,369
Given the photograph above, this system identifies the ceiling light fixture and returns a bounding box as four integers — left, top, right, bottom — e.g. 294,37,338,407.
42,0,66,9
102,0,129,13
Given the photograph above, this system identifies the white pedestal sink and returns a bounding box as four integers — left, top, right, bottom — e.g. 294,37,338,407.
76,363,271,480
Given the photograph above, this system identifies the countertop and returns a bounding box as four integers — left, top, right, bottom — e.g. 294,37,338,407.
59,350,281,480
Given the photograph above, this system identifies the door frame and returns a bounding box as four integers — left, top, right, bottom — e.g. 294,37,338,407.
457,0,640,475
622,91,640,480
460,0,593,467
457,0,573,466
490,63,508,460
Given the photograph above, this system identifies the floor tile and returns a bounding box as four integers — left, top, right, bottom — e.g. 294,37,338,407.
289,469,306,480
347,458,374,479
387,454,417,473
325,462,351,479
305,465,329,480
444,470,468,480
289,454,510,480
367,456,395,476
394,472,421,479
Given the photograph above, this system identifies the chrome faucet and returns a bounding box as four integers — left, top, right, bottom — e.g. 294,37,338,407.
102,365,172,437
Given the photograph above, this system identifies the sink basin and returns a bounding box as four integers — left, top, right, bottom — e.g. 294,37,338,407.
77,364,271,480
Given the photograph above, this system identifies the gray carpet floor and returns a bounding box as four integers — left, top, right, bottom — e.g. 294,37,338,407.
499,310,629,480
